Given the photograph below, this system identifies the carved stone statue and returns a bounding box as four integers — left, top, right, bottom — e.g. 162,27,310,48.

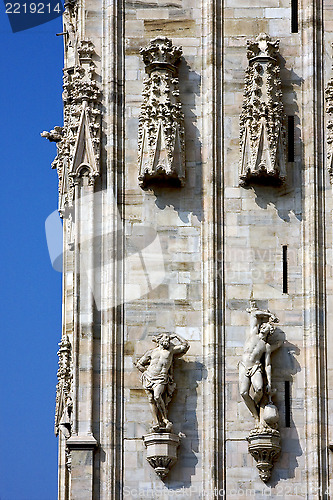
239,302,281,427
136,333,189,432
240,301,283,482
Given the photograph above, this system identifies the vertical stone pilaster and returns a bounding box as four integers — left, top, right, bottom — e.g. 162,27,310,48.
66,436,97,500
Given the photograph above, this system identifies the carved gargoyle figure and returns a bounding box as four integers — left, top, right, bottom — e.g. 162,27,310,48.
135,333,189,432
239,301,281,429
240,33,286,186
138,37,185,187
41,126,64,142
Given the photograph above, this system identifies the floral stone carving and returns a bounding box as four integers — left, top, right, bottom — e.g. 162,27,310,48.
138,37,185,188
41,40,101,216
135,333,189,477
55,335,73,440
239,301,283,481
326,44,333,182
240,34,286,186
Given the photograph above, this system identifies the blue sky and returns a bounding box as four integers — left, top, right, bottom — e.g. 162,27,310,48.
0,6,63,499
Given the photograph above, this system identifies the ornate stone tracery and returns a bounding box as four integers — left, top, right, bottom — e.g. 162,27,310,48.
55,335,73,440
325,44,333,182
41,40,101,216
138,37,185,188
240,33,286,186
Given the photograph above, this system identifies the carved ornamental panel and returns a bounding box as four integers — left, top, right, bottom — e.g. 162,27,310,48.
138,37,185,188
240,34,286,186
326,43,333,182
55,335,72,439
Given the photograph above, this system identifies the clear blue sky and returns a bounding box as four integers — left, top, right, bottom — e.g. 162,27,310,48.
0,5,63,499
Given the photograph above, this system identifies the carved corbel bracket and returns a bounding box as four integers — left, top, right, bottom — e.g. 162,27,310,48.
240,34,286,186
143,433,180,479
138,37,185,188
248,429,281,482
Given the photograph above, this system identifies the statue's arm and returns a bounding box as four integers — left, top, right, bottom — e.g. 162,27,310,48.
247,304,279,323
270,339,283,352
170,334,190,356
265,348,272,394
135,350,152,373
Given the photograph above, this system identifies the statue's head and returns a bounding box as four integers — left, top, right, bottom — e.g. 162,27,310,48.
259,322,274,340
152,333,171,349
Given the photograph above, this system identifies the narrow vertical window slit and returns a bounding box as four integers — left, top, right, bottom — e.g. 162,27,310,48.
291,0,298,33
283,245,288,294
288,116,295,162
285,381,291,427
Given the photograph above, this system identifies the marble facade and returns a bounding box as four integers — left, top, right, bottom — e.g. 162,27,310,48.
45,0,333,498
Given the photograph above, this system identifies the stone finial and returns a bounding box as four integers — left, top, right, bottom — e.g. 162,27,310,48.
240,34,286,186
78,40,95,62
140,37,182,74
247,33,279,61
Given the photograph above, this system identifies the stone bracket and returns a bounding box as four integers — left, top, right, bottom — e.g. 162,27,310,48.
247,429,281,482
143,432,180,479
66,435,98,450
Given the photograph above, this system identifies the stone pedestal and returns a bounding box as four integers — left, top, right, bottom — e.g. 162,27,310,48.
247,429,281,482
143,432,180,478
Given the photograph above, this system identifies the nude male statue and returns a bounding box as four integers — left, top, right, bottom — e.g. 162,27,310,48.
136,333,189,431
239,302,281,425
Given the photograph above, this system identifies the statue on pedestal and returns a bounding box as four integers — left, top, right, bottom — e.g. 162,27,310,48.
135,333,189,478
240,301,283,482
136,333,189,432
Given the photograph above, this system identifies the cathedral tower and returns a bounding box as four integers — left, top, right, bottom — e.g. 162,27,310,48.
44,0,333,497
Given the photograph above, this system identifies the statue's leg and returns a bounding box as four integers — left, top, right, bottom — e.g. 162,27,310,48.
154,385,170,426
251,371,264,406
145,389,160,427
239,364,260,423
